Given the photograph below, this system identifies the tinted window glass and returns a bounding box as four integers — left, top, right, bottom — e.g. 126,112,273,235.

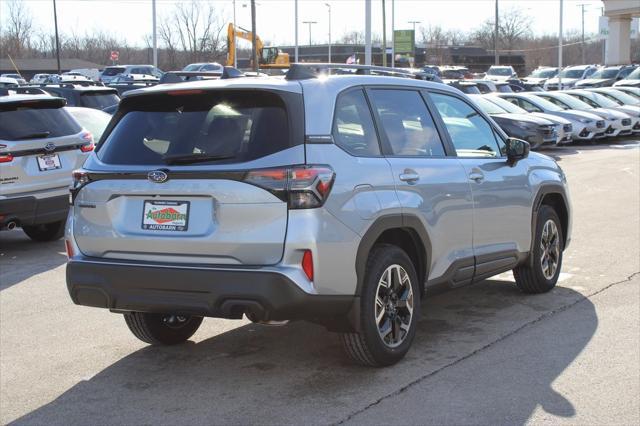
80,92,120,109
332,89,380,156
369,89,445,157
0,106,81,141
102,67,125,76
516,99,543,113
98,91,291,165
430,93,504,158
66,107,111,140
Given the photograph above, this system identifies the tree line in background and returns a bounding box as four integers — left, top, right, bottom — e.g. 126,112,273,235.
1,0,638,73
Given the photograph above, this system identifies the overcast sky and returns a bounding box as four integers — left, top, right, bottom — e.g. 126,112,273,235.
5,0,605,47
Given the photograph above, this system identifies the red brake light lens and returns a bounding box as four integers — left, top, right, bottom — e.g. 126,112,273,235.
80,143,94,152
244,165,335,209
80,132,94,152
302,250,314,281
65,240,74,259
0,153,13,163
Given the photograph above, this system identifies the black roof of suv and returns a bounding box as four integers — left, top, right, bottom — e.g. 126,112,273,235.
34,81,120,111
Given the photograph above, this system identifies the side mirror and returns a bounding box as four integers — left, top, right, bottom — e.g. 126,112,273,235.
506,138,530,165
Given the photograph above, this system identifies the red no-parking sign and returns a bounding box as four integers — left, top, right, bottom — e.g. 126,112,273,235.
110,51,119,62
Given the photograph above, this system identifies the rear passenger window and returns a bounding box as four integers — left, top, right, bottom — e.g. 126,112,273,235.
430,93,504,158
0,105,81,141
368,89,445,157
332,89,380,156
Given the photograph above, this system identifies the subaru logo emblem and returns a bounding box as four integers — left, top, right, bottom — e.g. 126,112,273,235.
44,142,56,152
148,170,168,183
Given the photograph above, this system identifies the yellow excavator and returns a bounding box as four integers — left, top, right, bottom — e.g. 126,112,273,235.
226,23,290,69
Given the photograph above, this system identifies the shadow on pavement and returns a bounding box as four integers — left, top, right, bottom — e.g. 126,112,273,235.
0,230,67,291
9,280,597,425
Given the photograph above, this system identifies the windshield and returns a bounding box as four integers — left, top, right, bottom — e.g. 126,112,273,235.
0,106,80,141
598,90,639,105
625,68,640,80
559,68,585,79
469,96,507,115
530,68,557,78
487,67,512,76
80,92,120,109
542,93,593,110
585,92,621,108
483,96,528,114
66,107,112,140
590,68,619,79
102,67,125,77
97,90,292,166
527,95,564,111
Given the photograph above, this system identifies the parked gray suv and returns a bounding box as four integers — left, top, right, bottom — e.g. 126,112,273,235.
65,65,572,366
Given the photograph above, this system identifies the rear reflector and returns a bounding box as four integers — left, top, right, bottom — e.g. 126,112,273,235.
65,240,74,259
302,250,314,281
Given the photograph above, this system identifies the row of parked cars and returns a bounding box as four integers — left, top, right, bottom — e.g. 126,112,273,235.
0,61,635,366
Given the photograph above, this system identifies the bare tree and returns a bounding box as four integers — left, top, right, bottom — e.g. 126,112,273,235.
2,0,34,57
472,7,532,51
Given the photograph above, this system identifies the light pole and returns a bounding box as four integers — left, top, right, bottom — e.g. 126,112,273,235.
53,0,61,74
325,3,331,62
577,3,587,65
303,21,317,46
494,0,499,65
558,0,563,89
152,0,157,67
251,0,257,71
408,20,420,34
295,0,299,62
391,0,395,67
365,0,371,65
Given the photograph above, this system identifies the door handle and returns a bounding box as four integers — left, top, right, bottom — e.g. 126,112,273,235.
399,169,420,184
468,171,484,183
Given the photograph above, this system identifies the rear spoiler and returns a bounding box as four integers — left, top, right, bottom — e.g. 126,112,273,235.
0,87,48,96
0,96,66,111
159,67,245,84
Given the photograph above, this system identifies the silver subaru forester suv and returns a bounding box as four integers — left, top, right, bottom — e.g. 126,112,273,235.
66,65,571,367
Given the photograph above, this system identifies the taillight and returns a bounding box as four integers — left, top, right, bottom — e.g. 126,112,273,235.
80,132,94,152
0,144,12,163
244,165,335,209
69,169,90,205
301,250,314,281
65,239,74,259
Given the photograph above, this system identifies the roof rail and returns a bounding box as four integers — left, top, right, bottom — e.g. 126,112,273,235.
159,66,245,84
0,87,48,96
285,63,417,80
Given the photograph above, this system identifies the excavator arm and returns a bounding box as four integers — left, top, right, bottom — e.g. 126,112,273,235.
226,23,264,66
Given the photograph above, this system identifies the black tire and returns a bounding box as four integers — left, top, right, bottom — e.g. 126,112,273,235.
123,312,203,345
22,220,66,242
341,244,420,367
514,205,563,294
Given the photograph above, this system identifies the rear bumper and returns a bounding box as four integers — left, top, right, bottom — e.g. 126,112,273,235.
0,194,68,228
66,258,356,326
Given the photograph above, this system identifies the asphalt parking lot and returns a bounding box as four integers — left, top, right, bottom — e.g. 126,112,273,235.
1,139,639,425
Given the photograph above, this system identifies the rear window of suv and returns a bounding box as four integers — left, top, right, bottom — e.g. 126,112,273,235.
80,92,120,109
102,67,125,77
0,102,81,141
97,90,295,165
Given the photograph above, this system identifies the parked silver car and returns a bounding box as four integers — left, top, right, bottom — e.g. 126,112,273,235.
0,88,93,241
562,90,635,137
544,65,599,90
497,92,606,141
65,64,572,366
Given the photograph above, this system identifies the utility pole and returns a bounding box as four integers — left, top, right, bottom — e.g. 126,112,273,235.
391,0,395,67
325,3,331,62
558,0,563,89
494,0,499,65
365,0,372,65
294,0,299,62
152,0,157,67
251,0,258,71
578,3,586,64
53,0,61,74
233,0,237,67
408,20,420,34
382,0,387,66
302,21,317,45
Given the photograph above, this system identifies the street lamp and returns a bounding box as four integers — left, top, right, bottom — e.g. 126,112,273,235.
303,20,317,46
325,3,331,63
408,20,420,34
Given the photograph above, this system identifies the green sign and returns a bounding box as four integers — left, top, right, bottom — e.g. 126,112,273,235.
394,30,415,54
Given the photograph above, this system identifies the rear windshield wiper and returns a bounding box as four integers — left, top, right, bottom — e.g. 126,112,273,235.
162,153,235,165
13,131,51,140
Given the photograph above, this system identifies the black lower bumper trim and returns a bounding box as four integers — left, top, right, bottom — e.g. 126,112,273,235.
66,259,356,325
0,195,69,227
